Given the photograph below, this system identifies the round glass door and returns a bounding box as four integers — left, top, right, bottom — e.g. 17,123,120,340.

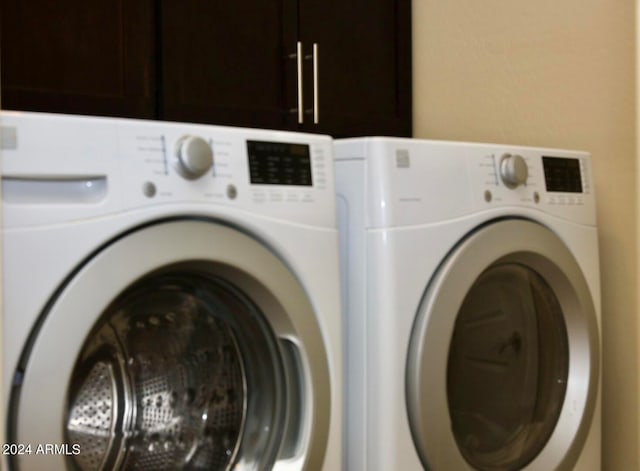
447,263,569,470
406,220,599,471
67,272,285,471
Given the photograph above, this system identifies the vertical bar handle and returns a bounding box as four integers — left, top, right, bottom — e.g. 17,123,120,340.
305,43,320,124
296,41,304,124
312,43,319,124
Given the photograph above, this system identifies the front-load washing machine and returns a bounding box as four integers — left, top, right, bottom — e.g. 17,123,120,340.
1,111,342,470
335,138,601,471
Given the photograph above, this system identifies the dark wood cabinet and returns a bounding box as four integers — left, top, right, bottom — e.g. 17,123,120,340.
298,0,411,136
1,0,156,119
158,0,297,130
1,0,411,137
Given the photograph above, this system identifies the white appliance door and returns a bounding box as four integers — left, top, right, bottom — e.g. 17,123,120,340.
406,219,599,471
10,219,331,470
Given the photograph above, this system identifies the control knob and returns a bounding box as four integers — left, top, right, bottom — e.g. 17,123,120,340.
173,135,214,179
499,153,528,188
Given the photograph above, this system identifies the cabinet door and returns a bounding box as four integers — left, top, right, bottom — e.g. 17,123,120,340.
298,0,412,137
160,1,298,130
0,0,155,118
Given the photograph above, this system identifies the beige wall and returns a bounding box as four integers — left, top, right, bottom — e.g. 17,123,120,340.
413,1,637,469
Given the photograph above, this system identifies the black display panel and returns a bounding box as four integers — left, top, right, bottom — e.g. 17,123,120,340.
542,157,583,193
247,140,312,186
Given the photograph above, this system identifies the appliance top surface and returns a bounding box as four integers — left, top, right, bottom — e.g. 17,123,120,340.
334,136,596,228
1,111,337,229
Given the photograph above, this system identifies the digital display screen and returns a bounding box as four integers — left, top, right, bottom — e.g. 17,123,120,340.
247,140,312,186
542,157,583,193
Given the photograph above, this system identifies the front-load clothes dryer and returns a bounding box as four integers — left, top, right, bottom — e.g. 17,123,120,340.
335,137,601,471
1,111,342,471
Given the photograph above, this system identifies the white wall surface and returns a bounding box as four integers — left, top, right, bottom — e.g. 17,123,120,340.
413,1,637,469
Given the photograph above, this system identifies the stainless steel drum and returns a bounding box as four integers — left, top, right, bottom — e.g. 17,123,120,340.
66,271,286,470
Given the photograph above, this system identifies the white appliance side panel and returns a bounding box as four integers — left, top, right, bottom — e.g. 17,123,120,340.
365,138,474,228
335,158,368,471
333,138,368,162
363,227,446,471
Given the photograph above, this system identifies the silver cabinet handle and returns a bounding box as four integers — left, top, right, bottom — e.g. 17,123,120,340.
288,42,304,124
290,42,319,125
305,43,319,124
295,41,304,124
312,43,319,124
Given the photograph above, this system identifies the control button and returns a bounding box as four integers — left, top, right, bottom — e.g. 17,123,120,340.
226,184,238,200
499,153,528,189
143,181,157,198
173,135,214,180
269,192,283,202
484,190,493,203
533,192,540,204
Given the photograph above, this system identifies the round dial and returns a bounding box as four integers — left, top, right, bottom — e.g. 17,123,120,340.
173,135,214,180
500,153,528,188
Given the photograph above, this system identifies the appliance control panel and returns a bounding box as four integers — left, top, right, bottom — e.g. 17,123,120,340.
469,149,592,209
118,125,330,207
1,111,335,228
334,137,595,228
